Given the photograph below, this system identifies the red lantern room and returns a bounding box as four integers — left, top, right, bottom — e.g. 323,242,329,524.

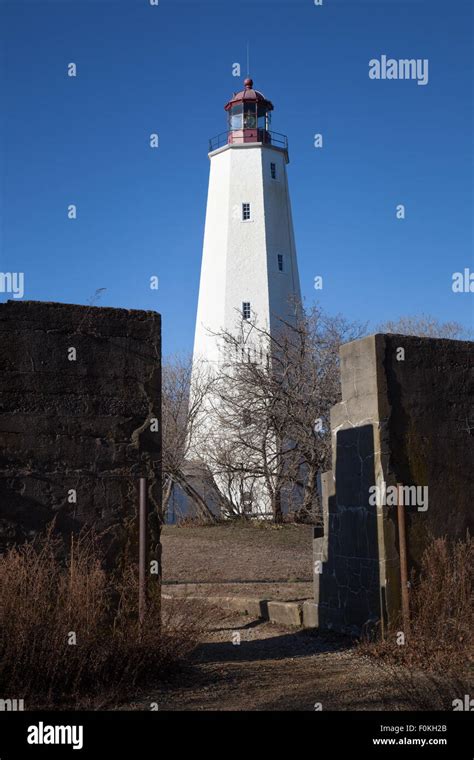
224,78,274,145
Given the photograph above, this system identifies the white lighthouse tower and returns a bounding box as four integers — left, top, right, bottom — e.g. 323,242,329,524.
189,78,302,516
193,77,301,365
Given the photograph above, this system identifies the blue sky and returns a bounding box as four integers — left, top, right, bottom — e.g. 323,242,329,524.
1,0,472,355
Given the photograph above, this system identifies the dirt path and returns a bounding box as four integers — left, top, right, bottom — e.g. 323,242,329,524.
126,611,423,712
153,526,453,711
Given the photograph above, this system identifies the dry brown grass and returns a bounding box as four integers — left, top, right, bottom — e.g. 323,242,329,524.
406,533,473,671
359,534,473,709
0,529,208,708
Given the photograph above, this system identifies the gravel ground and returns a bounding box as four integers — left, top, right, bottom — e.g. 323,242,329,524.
125,610,427,712
115,526,461,712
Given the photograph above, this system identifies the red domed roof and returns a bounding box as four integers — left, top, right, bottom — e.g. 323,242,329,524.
224,78,274,112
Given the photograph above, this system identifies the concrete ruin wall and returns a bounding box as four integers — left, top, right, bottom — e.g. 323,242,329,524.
310,333,473,635
0,301,162,566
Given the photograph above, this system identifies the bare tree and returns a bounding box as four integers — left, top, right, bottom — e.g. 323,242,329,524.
164,312,467,525
207,304,366,523
207,342,291,522
377,314,471,340
161,354,217,523
274,306,365,515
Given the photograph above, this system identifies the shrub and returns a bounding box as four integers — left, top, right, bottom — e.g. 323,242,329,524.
404,533,473,673
358,534,473,708
0,529,205,708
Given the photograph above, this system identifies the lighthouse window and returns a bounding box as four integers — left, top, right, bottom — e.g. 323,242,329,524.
242,203,251,221
242,302,251,320
258,103,270,130
270,162,276,179
243,103,257,129
229,104,243,130
277,254,284,272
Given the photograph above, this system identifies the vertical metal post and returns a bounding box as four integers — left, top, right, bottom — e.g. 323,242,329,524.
397,483,410,635
139,477,148,627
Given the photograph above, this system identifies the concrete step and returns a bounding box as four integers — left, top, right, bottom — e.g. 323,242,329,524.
163,592,318,629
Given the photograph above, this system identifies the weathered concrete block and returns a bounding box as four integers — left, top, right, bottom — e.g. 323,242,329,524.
314,333,473,635
0,300,162,565
267,600,302,627
302,600,318,628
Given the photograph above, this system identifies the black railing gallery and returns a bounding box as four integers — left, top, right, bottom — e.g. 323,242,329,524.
209,130,288,152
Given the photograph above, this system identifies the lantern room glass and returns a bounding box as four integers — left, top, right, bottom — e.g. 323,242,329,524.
229,104,271,131
243,103,257,129
229,104,243,130
257,104,271,131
